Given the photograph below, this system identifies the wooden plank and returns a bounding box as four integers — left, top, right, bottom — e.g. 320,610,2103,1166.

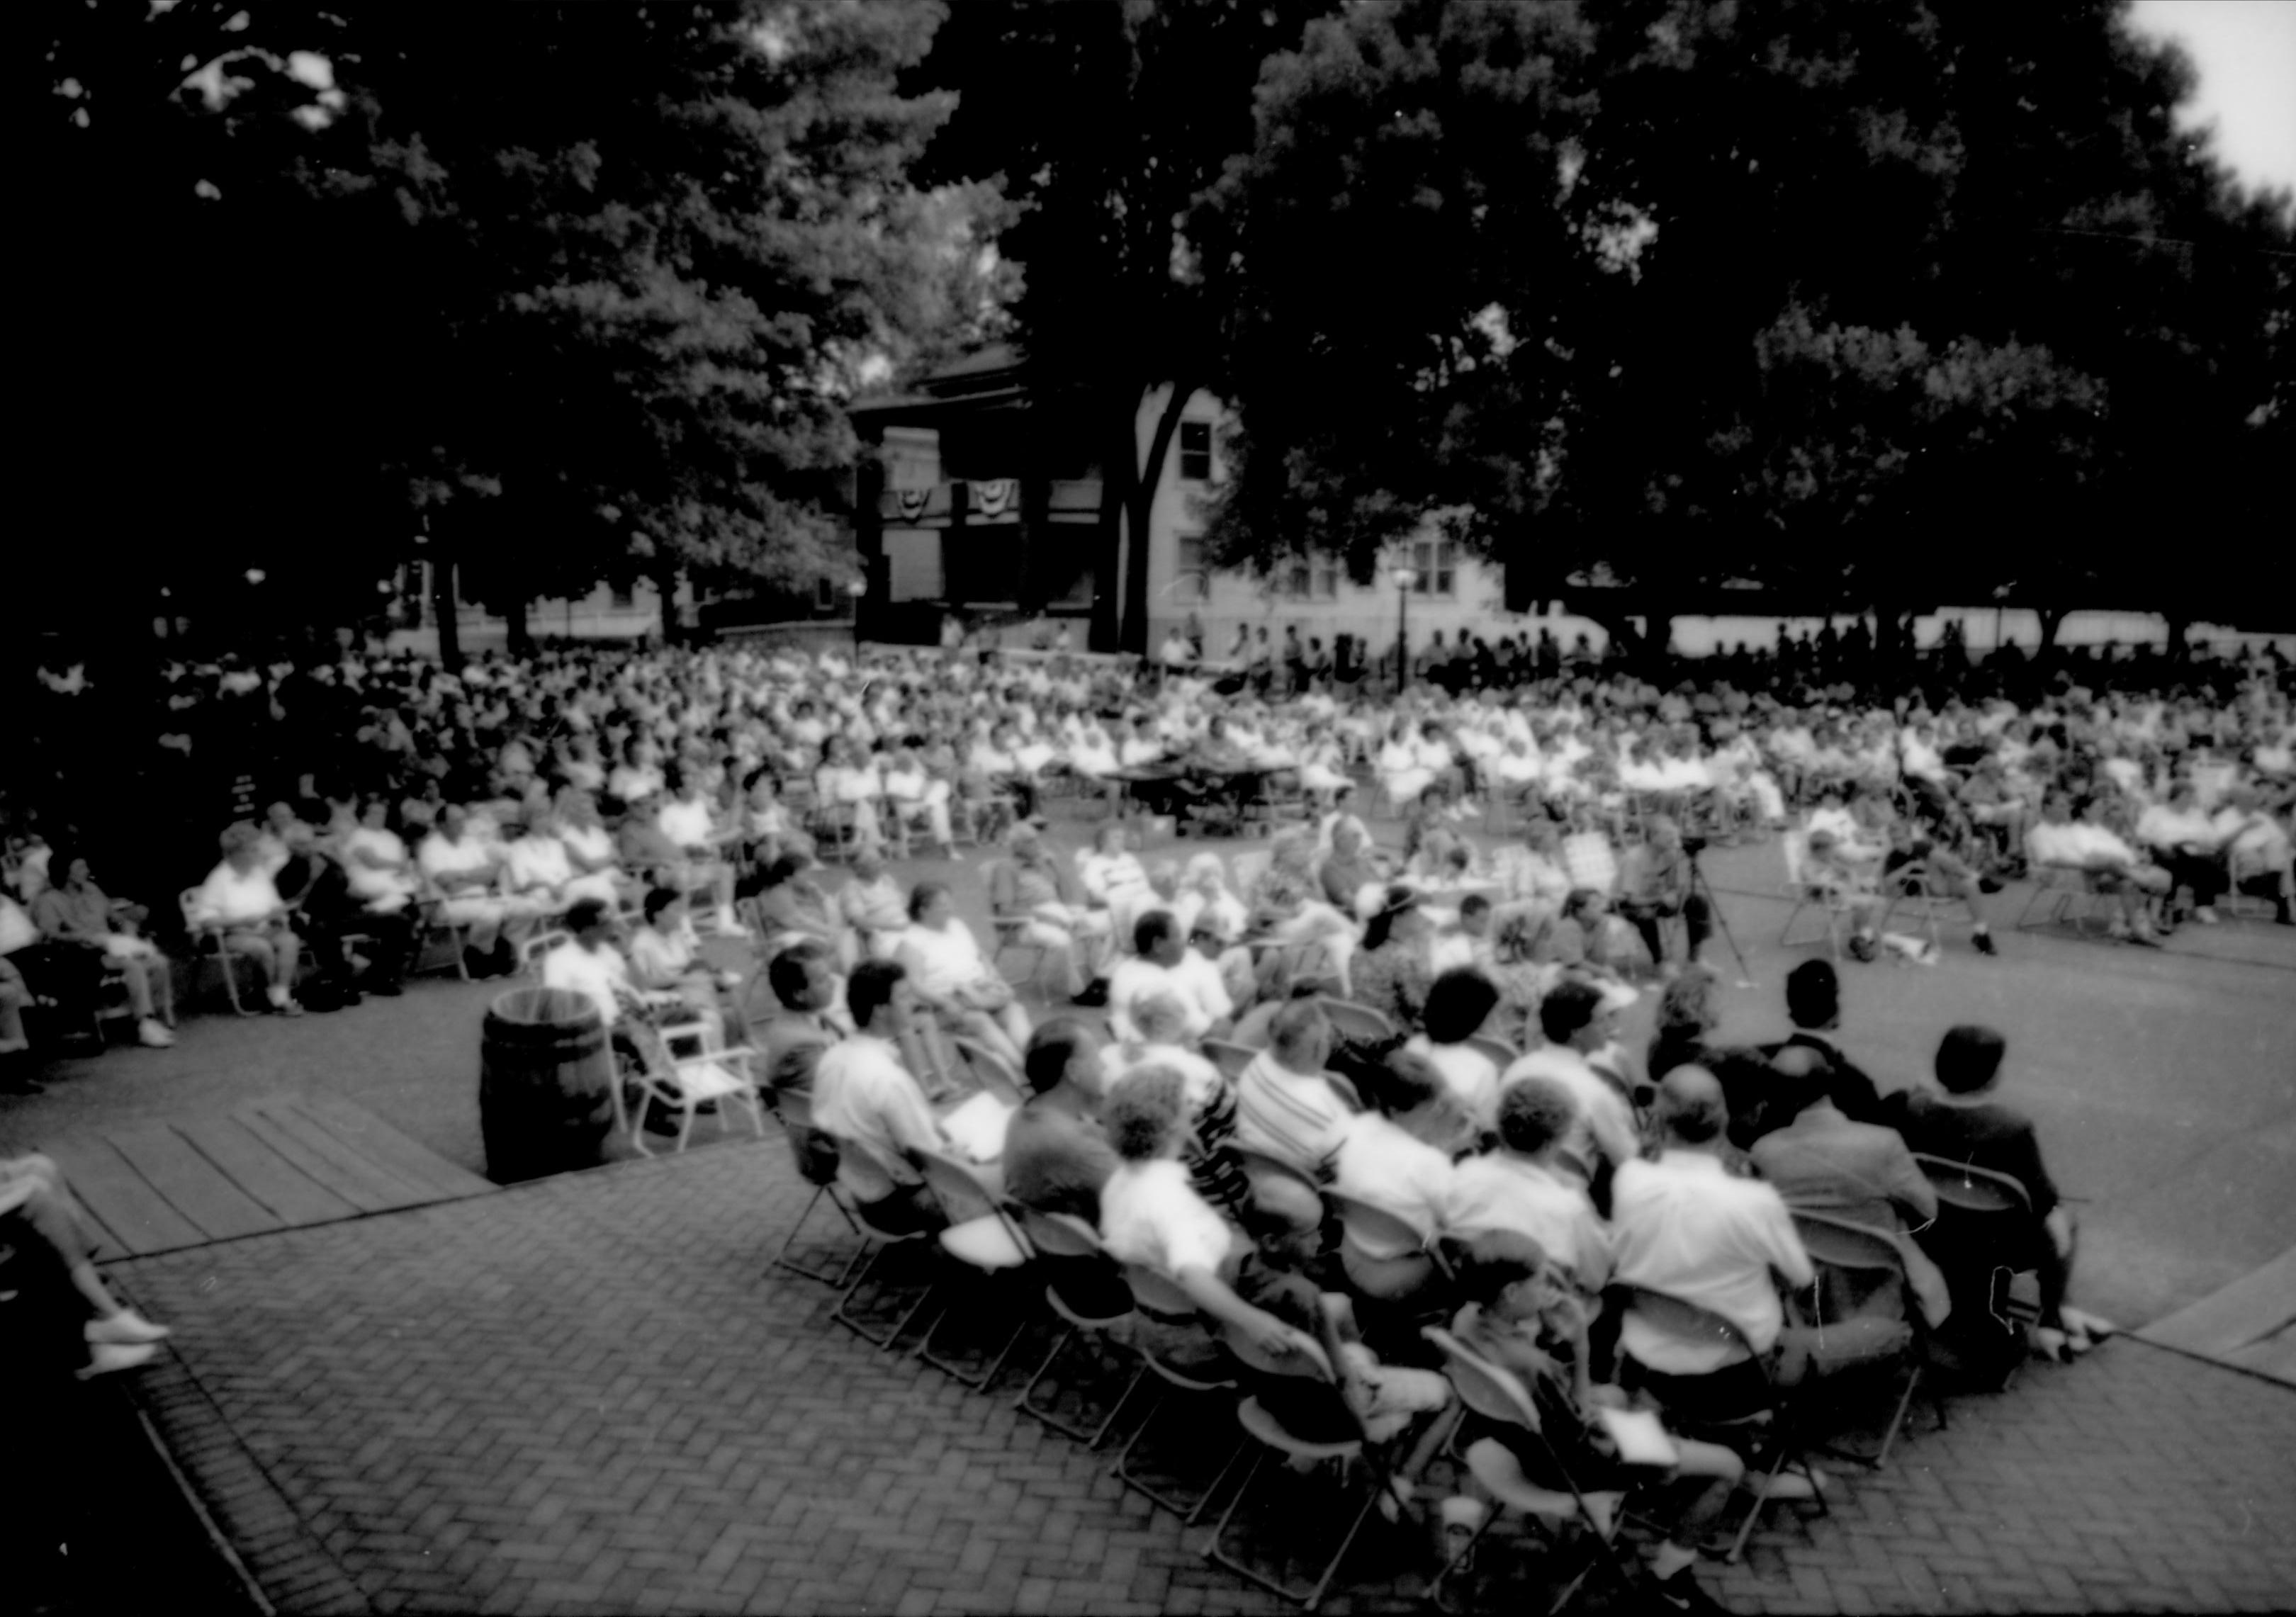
237,1096,441,1207
104,1122,285,1244
2137,1248,2296,1357
292,1091,495,1200
173,1115,366,1228
230,1106,412,1214
41,1136,208,1257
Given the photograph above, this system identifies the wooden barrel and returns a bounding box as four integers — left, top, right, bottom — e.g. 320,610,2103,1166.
479,986,615,1182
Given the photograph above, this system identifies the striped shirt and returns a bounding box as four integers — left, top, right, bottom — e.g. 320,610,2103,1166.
1233,1051,1351,1177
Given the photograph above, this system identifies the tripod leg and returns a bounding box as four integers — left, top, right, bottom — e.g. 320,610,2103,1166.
1692,860,1757,989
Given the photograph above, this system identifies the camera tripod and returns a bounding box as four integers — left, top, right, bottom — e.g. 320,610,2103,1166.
1684,842,1757,990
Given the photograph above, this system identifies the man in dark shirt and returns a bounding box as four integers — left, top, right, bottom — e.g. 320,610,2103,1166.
1743,960,1886,1145
1884,1025,2114,1358
1003,1019,1120,1224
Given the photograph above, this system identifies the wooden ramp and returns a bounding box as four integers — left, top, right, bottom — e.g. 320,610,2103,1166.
45,1092,497,1261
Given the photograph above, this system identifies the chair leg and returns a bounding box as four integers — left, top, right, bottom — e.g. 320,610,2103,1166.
772,1185,867,1288
831,1242,940,1351
916,1266,1032,1391
1015,1329,1149,1448
1203,1447,1382,1611
1114,1387,1244,1523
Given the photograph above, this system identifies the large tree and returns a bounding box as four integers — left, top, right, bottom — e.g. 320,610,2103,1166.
1199,0,2295,660
911,0,1336,651
32,1,975,664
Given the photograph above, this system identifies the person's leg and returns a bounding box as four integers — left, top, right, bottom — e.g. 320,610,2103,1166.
996,998,1034,1055
1023,918,1086,997
1621,900,1668,969
1682,891,1712,960
118,955,156,1018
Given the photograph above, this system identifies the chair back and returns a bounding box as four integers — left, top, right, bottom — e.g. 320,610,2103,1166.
1316,996,1398,1046
918,1149,1001,1227
950,1035,1027,1106
775,1088,842,1187
1324,1191,1431,1261
1229,1144,1320,1199
1120,1262,1202,1325
1465,1035,1519,1069
1780,829,1810,887
1623,1285,1760,1370
1790,1210,1910,1278
1911,1154,2032,1216
1422,1326,1542,1433
1215,1315,1336,1383
1322,1071,1364,1112
1013,1204,1105,1261
1202,1038,1256,1082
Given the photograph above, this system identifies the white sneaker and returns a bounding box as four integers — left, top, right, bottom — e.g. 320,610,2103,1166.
88,1308,173,1346
138,1017,176,1048
2195,906,2219,925
77,1341,159,1379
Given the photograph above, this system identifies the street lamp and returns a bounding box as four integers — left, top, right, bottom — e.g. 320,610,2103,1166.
845,576,867,656
1388,565,1417,693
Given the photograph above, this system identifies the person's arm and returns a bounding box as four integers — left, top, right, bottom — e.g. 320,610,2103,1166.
1884,1141,1938,1229
1761,1195,1816,1291
1174,1264,1310,1357
33,891,101,945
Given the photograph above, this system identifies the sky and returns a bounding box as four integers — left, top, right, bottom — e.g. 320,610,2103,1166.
2125,0,2296,200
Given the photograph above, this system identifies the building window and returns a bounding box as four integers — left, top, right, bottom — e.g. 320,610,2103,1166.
1317,565,1339,599
1178,420,1213,483
1412,540,1456,597
1175,533,1209,601
609,583,636,609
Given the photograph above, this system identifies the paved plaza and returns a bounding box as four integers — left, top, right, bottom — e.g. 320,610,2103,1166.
8,824,2295,1613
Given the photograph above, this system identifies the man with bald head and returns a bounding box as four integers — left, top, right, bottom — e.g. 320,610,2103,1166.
1610,1066,1816,1426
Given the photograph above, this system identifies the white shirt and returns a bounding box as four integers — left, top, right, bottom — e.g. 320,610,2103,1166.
1100,1157,1234,1276
1234,1050,1353,1175
541,938,632,1029
1332,1114,1458,1242
1610,1150,1813,1374
1446,1152,1613,1290
190,862,286,927
657,798,716,850
896,920,992,1000
811,1032,942,1199
1497,1046,1639,1171
1404,1036,1502,1131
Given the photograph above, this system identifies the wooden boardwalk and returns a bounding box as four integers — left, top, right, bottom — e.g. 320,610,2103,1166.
44,1091,497,1261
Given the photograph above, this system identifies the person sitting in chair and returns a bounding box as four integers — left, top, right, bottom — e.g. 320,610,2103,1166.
3,1152,175,1379
896,880,1032,1068
1883,1025,2115,1362
188,822,306,1015
1614,816,1711,976
810,960,950,1237
30,850,175,1047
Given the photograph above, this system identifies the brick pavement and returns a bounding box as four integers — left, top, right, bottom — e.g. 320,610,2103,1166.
111,1135,2296,1616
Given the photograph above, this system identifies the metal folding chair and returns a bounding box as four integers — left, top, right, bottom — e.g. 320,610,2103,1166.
1010,1207,1145,1446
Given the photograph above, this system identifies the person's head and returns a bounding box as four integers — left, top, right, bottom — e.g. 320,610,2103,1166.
1423,968,1500,1047
845,958,911,1035
1655,1065,1729,1146
1456,1229,1563,1322
1130,989,1193,1047
220,821,263,870
1238,1175,1325,1270
1497,1076,1578,1157
1458,893,1492,938
1372,1049,1448,1119
852,847,887,883
1362,886,1425,952
565,898,612,945
765,938,838,1013
641,886,682,930
1182,852,1225,896
1655,965,1720,1042
1767,1043,1835,1120
1103,1066,1188,1162
1268,998,1333,1076
1784,959,1841,1033
57,851,91,888
1332,820,1364,858
1646,814,1682,853
1132,907,1183,966
439,804,468,840
361,796,393,830
1023,1017,1104,1100
1008,822,1042,860
908,880,954,928
1934,1023,2008,1095
1095,823,1130,857
1537,977,1609,1052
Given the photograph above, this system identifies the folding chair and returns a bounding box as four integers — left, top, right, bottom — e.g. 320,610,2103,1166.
2014,862,2112,937
1464,1034,1519,1070
1203,1038,1256,1083
1325,1191,1451,1307
515,929,570,980
767,1089,867,1288
1910,1154,2042,1382
1200,1319,1402,1611
1776,833,1850,960
1421,1327,1633,1616
407,894,477,982
1786,1212,1934,1470
823,1161,945,1351
990,911,1051,990
911,1151,1036,1390
1619,1285,1827,1564
947,1035,1028,1106
179,888,255,1014
1010,1207,1146,1446
1315,996,1397,1047
1110,1263,1247,1522
612,1019,768,1157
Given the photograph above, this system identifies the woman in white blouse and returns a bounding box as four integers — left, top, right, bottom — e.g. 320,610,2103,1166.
188,823,305,1014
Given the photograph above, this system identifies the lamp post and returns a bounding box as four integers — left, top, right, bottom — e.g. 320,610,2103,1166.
846,576,867,657
1388,565,1417,694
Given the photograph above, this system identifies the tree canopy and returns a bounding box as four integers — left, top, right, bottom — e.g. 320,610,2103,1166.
1196,0,2294,650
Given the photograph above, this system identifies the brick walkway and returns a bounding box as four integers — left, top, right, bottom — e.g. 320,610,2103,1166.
113,1137,2296,1616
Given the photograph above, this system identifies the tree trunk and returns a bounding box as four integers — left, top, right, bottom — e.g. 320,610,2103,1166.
655,562,682,647
1118,378,1198,657
2164,616,2189,663
504,589,533,658
2036,607,2069,662
431,555,463,671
